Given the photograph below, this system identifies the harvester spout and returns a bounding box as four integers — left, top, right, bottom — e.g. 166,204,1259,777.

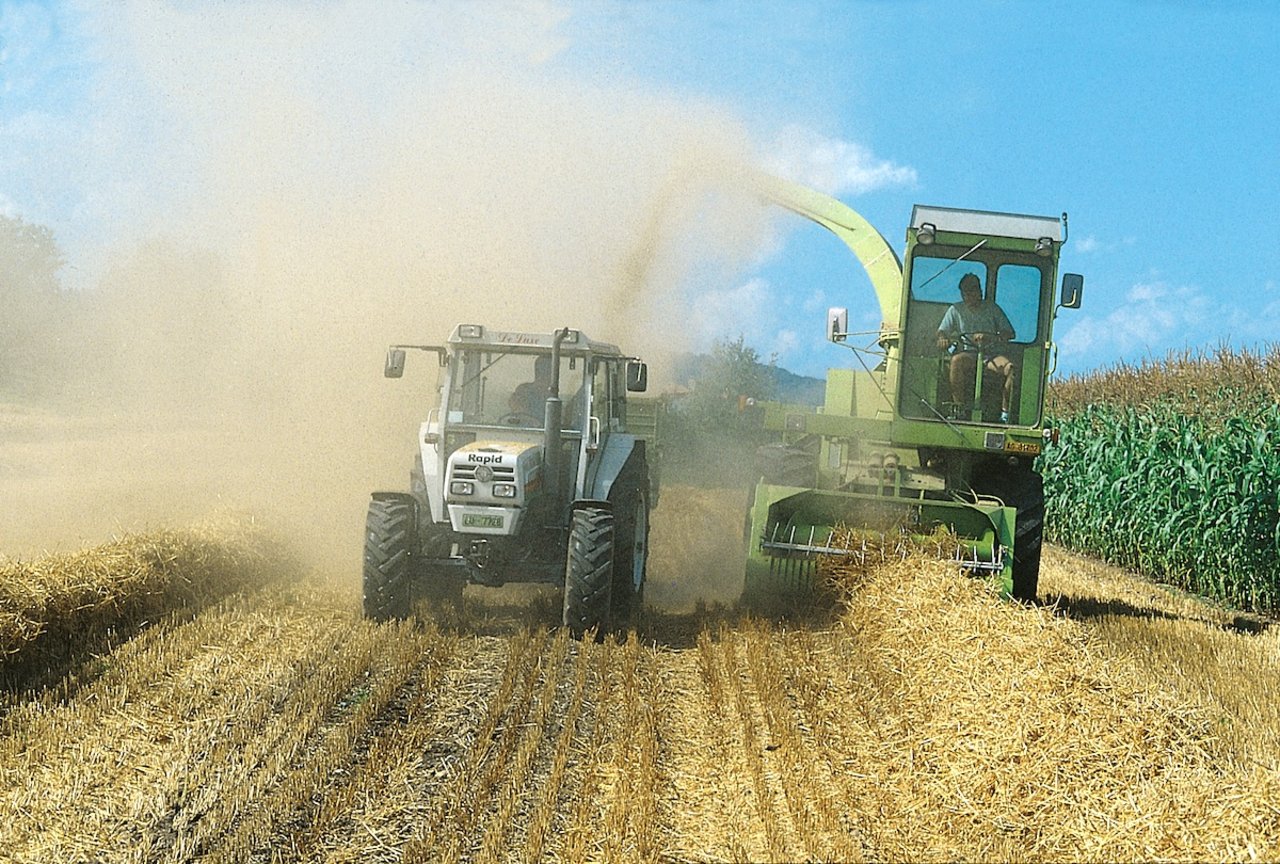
747,173,905,331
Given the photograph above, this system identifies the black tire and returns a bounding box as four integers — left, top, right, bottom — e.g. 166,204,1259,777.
363,496,416,620
562,507,614,640
610,469,650,624
974,464,1044,602
756,442,816,488
1007,470,1045,602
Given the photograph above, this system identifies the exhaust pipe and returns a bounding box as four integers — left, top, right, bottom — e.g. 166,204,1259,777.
542,327,570,502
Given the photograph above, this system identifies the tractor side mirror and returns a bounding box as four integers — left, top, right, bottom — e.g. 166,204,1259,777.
384,348,406,378
1060,273,1084,309
625,360,648,392
827,307,848,342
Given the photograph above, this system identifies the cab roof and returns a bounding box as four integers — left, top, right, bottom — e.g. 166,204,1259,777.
446,324,622,356
911,204,1062,243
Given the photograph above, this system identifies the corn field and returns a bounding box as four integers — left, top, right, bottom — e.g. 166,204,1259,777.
1043,345,1280,612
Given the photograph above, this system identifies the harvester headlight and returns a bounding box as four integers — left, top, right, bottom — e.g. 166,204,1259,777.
1035,237,1053,257
450,480,475,496
492,483,517,498
917,222,936,245
458,324,484,339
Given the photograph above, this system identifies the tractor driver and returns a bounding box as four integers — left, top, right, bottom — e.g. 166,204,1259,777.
936,273,1017,422
508,354,555,420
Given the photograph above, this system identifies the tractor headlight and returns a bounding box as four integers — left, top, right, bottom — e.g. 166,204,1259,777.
492,483,517,498
450,480,475,496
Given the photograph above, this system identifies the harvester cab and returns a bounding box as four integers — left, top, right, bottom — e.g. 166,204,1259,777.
744,176,1083,605
365,324,654,638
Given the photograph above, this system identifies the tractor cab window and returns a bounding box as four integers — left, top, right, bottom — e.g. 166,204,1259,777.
447,350,584,430
590,357,615,430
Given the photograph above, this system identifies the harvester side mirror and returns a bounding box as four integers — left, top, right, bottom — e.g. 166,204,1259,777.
384,348,406,378
1060,273,1084,309
626,360,648,392
827,307,848,343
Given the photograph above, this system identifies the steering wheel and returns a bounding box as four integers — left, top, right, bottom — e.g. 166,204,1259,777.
498,411,541,426
952,331,998,353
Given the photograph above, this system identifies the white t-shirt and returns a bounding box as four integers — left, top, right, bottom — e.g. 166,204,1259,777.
937,302,1014,349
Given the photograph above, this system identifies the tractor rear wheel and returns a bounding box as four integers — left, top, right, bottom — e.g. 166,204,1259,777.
363,496,417,620
609,472,650,625
563,507,614,640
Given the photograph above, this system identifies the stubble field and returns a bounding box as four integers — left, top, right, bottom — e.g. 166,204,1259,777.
2,412,1280,862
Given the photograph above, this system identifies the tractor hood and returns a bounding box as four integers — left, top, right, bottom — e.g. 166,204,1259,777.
445,440,544,536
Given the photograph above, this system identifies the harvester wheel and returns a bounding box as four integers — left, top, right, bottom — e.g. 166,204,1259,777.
363,496,417,621
757,442,816,488
563,507,614,640
1008,470,1045,602
609,469,650,624
978,467,1044,601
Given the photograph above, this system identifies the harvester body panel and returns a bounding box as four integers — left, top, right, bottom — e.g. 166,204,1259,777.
745,178,1079,604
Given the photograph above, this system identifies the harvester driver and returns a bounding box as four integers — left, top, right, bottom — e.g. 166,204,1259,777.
508,354,555,421
936,273,1016,422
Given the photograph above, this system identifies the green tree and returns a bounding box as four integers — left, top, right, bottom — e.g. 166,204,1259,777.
681,335,776,429
664,335,778,485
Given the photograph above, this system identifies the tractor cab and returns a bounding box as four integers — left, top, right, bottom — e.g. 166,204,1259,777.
896,205,1079,428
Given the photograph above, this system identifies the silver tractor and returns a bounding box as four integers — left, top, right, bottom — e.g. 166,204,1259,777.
364,324,654,637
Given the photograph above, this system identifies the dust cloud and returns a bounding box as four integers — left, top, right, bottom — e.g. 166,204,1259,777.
2,3,780,582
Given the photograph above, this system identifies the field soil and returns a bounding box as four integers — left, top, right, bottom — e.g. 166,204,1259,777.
2,409,1280,862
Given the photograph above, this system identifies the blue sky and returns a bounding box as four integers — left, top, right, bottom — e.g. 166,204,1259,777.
2,1,1278,380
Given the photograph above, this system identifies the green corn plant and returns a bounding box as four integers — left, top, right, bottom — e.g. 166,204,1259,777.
1042,396,1280,612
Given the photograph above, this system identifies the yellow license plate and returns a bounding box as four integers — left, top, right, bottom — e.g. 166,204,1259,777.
1004,439,1042,455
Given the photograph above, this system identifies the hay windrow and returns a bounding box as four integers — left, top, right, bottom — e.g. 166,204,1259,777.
820,552,1277,860
1,484,1279,860
0,516,297,684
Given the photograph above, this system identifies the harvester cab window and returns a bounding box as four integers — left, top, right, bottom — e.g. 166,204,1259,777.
992,264,1043,344
898,257,989,420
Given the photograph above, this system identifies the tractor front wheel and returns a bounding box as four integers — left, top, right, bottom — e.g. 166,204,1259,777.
563,507,614,640
363,496,417,620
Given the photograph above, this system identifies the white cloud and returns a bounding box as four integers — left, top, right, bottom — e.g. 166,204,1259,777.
770,328,799,360
802,289,825,312
1057,279,1211,365
762,123,917,197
